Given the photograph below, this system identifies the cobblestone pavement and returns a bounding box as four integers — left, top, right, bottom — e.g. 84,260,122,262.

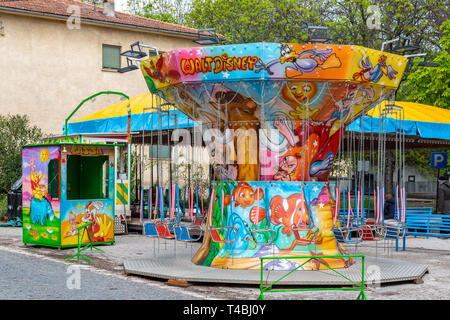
0,227,449,300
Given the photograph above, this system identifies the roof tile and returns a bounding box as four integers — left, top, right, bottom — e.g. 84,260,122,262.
0,0,199,36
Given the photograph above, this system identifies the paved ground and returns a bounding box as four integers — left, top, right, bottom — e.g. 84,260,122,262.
0,248,201,300
0,227,449,300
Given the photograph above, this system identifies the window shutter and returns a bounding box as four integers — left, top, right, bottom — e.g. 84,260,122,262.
102,45,121,69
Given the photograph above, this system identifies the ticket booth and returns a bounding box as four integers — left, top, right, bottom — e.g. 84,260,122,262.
22,142,122,248
42,134,132,221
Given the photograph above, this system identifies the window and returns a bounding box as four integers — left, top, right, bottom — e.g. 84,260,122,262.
102,44,121,70
48,159,59,199
67,155,109,200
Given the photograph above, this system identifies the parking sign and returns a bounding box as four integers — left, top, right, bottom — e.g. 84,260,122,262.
431,152,448,169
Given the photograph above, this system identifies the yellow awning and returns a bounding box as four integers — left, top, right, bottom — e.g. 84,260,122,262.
367,101,450,124
72,93,174,123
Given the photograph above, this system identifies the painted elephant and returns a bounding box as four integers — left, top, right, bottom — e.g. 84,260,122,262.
30,197,54,226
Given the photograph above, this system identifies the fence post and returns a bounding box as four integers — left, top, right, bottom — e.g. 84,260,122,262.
258,258,265,300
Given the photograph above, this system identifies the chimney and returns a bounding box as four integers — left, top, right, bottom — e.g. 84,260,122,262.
103,0,116,18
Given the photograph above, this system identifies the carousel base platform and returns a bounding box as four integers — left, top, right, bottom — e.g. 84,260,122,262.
123,244,428,286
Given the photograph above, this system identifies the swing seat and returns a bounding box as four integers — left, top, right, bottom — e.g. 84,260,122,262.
359,221,385,240
156,221,176,239
384,222,406,239
193,216,204,226
384,221,406,252
368,219,386,238
174,225,202,242
332,227,361,244
359,224,378,241
208,226,239,243
338,219,363,235
143,221,159,237
292,225,319,245
249,227,276,246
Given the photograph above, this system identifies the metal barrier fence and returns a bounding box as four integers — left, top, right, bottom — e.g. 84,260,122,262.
406,181,436,194
258,255,367,300
64,221,105,262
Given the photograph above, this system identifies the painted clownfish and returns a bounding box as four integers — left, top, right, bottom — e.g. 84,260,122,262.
231,182,263,209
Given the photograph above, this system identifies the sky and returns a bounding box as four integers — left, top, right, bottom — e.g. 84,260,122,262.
114,0,128,12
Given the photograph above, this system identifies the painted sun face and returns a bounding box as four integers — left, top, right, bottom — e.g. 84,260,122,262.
282,82,318,106
40,148,49,163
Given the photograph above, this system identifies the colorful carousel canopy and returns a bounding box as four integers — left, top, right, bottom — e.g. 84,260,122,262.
347,101,450,140
67,93,449,145
65,92,196,135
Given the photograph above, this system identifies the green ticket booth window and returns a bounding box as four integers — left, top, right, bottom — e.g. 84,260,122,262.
48,159,59,199
67,155,109,200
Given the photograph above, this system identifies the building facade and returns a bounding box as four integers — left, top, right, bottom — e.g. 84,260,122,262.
0,0,200,134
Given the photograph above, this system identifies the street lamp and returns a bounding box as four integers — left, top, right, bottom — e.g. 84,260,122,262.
118,42,160,73
381,36,420,54
118,59,139,73
306,25,331,44
120,42,148,59
192,28,224,45
418,56,440,68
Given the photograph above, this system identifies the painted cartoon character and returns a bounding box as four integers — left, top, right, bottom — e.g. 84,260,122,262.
81,201,103,241
281,81,318,105
207,90,260,181
273,118,336,180
175,88,203,119
330,85,374,124
224,182,266,225
353,54,398,83
231,182,263,209
214,164,238,181
209,90,260,125
269,193,310,237
30,196,54,226
143,55,165,83
280,81,320,119
29,157,54,226
256,44,342,78
313,84,375,135
273,148,300,181
29,157,48,201
66,211,79,237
